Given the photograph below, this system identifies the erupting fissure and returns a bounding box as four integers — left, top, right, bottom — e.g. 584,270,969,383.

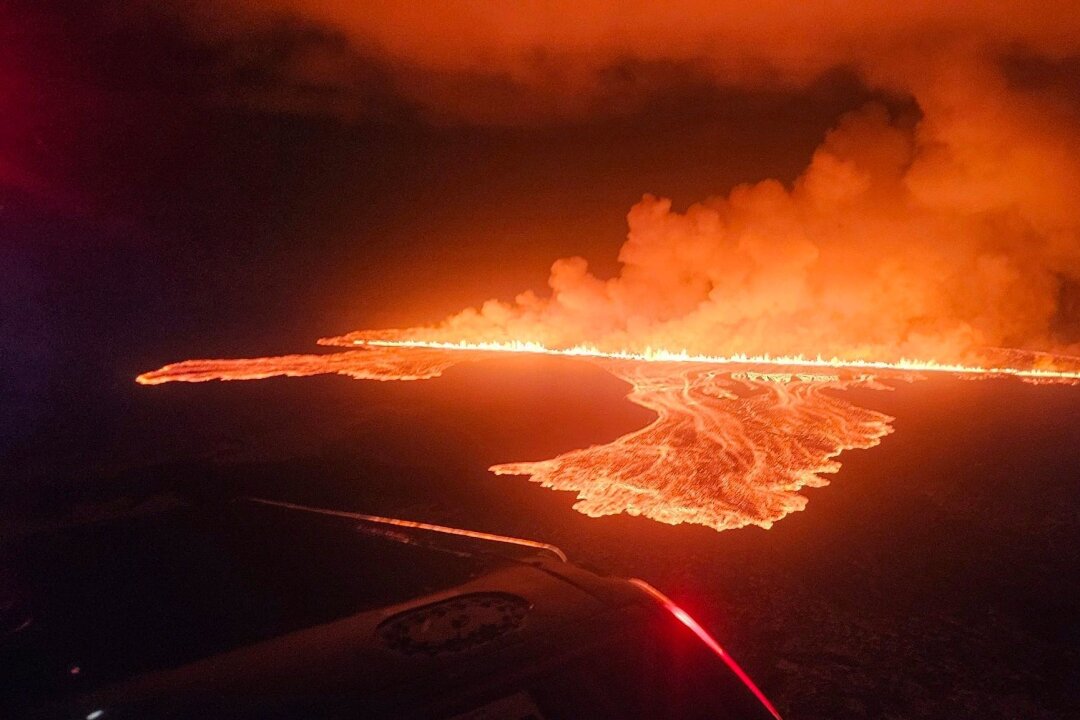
346,338,1080,383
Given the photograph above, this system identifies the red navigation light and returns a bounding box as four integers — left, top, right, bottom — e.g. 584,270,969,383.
629,579,782,720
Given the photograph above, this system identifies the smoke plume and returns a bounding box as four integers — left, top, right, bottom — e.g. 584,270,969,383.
172,1,1080,361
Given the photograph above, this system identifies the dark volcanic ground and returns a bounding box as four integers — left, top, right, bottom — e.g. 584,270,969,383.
4,357,1080,719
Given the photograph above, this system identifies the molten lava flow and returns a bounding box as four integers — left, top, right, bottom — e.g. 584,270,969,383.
136,346,465,385
491,361,892,530
137,329,1080,531
137,332,1080,531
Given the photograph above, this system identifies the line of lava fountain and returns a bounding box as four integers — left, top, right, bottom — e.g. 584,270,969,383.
349,338,1080,382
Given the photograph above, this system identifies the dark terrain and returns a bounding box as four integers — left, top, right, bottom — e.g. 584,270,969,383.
4,357,1079,719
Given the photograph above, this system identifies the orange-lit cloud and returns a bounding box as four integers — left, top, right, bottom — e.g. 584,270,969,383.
368,93,1080,361
163,2,1080,360
179,2,1080,122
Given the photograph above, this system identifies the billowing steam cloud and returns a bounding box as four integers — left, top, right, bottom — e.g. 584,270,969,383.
170,1,1080,361
401,90,1080,361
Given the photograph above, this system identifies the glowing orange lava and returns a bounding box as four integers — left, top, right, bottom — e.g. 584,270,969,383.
491,360,892,530
135,345,461,385
332,336,1080,383
136,333,1079,532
